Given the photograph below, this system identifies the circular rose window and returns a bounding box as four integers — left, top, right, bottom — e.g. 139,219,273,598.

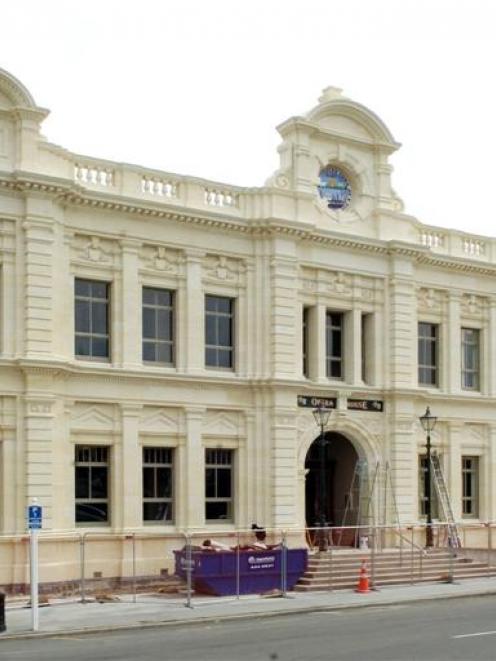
318,166,352,210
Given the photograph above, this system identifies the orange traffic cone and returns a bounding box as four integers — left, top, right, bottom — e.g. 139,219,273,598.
356,560,370,594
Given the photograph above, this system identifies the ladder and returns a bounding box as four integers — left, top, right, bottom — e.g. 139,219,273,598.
430,454,461,549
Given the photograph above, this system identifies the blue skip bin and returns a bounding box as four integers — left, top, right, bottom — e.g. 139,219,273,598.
174,547,308,596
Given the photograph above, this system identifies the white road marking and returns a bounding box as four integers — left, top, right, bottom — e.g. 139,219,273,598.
453,630,496,639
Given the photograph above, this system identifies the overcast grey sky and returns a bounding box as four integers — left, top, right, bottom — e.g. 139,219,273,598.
2,0,495,236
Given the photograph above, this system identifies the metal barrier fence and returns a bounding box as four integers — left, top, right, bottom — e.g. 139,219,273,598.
1,522,495,607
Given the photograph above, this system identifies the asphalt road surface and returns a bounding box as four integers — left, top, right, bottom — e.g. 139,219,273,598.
2,596,496,660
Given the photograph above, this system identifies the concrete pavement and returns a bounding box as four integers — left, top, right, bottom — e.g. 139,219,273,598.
2,577,496,640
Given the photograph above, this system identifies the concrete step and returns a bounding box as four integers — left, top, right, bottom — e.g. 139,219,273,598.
294,570,493,592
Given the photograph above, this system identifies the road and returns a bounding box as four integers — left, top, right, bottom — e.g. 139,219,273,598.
2,595,496,660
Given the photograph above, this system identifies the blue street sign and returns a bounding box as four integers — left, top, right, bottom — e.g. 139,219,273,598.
27,505,42,530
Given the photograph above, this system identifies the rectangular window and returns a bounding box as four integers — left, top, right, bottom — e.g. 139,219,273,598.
205,295,234,369
75,446,109,524
462,456,479,518
302,307,309,378
418,323,438,386
326,312,343,379
205,449,233,521
75,279,110,359
461,328,480,390
418,455,439,518
142,287,174,364
143,447,173,523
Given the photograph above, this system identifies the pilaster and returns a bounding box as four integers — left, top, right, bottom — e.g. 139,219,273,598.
447,291,462,394
182,407,205,529
22,209,55,358
118,404,142,528
446,421,462,521
120,240,141,368
183,251,204,375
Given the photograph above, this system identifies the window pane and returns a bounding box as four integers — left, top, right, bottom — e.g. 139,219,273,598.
91,337,109,358
92,302,108,334
76,503,108,523
143,502,172,522
157,309,170,340
75,279,90,297
205,347,217,367
143,467,155,498
206,502,229,520
75,335,90,356
205,296,217,312
143,342,156,362
205,468,216,497
142,287,155,305
75,466,89,499
218,318,231,346
217,297,231,314
205,315,217,345
91,282,108,299
217,349,232,368
157,343,172,364
75,300,90,333
91,466,108,499
156,467,172,498
143,308,156,339
217,468,231,497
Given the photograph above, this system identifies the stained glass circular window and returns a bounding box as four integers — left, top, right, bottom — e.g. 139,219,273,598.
318,166,352,210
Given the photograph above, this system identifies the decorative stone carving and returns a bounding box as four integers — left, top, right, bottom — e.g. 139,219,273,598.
140,245,182,274
462,293,485,317
73,234,114,265
203,254,243,284
326,271,352,296
418,287,443,312
71,403,116,430
203,410,245,436
140,407,180,433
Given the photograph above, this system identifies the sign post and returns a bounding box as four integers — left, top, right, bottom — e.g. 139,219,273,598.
27,500,42,632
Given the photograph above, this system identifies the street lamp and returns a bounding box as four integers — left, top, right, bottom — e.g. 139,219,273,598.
312,404,332,551
419,406,437,548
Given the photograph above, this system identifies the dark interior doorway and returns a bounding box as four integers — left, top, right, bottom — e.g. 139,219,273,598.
305,432,359,534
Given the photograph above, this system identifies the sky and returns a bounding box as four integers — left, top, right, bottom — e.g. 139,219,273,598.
2,0,496,237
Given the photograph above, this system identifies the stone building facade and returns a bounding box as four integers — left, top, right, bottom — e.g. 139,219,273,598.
0,68,495,586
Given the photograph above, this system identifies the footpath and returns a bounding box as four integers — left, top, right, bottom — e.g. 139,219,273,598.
2,577,496,640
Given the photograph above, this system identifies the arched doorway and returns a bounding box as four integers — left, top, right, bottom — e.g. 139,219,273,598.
305,432,359,539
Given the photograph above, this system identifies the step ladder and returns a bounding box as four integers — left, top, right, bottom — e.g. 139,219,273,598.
430,454,461,549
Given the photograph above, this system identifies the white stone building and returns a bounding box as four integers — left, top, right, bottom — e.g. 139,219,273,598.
0,68,494,587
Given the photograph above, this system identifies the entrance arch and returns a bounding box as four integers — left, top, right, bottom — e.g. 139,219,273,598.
304,432,359,531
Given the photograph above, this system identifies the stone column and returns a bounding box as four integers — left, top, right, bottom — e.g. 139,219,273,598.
346,308,362,385
308,304,327,382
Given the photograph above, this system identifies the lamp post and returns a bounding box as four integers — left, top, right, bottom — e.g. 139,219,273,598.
313,404,332,551
419,406,437,548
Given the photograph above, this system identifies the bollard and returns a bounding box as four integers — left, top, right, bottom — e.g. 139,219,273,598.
0,592,5,633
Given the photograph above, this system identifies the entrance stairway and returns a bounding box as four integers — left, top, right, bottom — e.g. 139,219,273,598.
295,549,492,591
